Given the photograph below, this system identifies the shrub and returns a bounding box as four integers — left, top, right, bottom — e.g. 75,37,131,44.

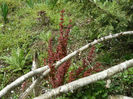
44,9,72,88
44,10,103,88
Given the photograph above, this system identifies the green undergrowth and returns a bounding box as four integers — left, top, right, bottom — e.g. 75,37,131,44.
0,0,133,98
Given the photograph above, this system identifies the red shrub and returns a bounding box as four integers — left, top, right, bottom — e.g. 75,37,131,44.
44,10,103,88
68,46,103,82
44,10,72,88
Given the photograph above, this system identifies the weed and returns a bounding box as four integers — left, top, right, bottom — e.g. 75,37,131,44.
0,47,31,73
1,2,8,23
26,0,34,8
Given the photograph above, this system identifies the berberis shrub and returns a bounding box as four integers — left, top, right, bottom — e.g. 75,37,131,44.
44,9,72,88
44,10,103,88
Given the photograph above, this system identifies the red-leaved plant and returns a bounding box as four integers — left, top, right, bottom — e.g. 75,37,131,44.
68,46,103,82
44,10,103,88
44,10,72,88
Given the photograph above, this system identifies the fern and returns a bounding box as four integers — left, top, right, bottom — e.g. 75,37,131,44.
0,47,30,72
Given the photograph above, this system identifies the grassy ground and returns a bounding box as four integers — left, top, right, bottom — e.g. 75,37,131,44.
0,0,133,98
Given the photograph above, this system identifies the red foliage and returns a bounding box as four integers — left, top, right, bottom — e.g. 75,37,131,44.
44,10,103,88
44,10,72,88
68,46,103,82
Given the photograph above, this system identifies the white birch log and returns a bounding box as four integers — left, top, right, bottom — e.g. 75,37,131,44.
108,95,133,99
0,31,133,98
34,59,133,99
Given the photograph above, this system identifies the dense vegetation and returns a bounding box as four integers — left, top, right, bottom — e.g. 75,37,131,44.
0,0,133,98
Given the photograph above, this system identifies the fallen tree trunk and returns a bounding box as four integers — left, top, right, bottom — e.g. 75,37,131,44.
0,31,133,98
34,59,133,99
108,95,133,99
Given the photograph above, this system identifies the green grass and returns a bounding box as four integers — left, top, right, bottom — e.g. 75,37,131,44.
0,0,133,98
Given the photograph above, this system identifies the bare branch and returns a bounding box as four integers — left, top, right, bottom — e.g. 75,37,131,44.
34,59,133,99
0,66,49,98
19,79,39,99
0,31,133,98
108,95,133,99
19,70,50,99
31,51,39,96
